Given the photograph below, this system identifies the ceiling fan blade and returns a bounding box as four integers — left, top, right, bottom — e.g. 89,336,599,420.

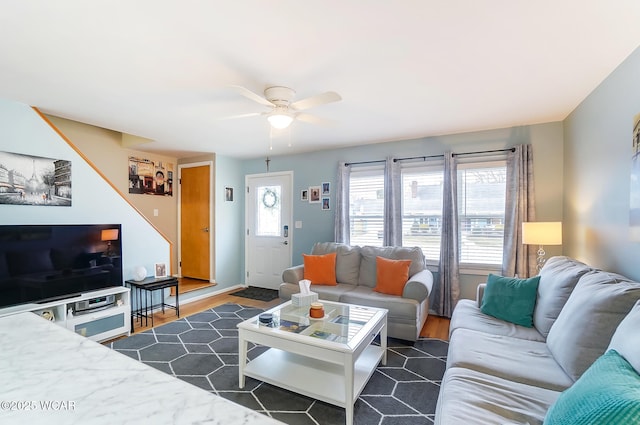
229,85,274,107
295,113,335,126
217,112,263,121
291,91,341,111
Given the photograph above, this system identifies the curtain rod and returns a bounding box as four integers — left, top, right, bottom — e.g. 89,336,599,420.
452,147,516,157
344,159,386,167
345,147,516,167
393,154,443,163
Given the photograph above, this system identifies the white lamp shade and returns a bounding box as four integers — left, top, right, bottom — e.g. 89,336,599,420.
267,113,293,129
522,222,562,245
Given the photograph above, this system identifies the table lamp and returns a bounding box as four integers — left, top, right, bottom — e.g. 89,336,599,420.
522,222,562,273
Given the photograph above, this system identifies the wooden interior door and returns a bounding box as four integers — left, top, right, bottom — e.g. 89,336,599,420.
180,164,211,280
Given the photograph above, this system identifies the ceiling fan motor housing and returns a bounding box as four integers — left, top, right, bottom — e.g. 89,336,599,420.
264,86,296,107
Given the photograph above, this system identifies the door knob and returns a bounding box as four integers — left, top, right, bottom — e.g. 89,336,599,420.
202,227,209,232
282,241,288,245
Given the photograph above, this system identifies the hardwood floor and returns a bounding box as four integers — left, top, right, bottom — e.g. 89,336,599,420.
169,277,215,296
131,284,450,341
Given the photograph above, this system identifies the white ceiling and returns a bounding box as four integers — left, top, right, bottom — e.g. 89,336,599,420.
1,1,639,159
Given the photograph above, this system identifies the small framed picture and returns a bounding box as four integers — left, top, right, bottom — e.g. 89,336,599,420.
154,263,167,278
225,187,234,202
309,186,321,203
301,189,308,201
322,182,330,195
322,197,330,210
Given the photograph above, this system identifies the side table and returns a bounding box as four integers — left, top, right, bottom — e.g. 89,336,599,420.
126,276,179,331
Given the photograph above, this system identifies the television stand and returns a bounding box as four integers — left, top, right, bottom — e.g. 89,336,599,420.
0,287,131,342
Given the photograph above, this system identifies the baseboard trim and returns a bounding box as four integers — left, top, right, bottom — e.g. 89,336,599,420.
171,284,246,305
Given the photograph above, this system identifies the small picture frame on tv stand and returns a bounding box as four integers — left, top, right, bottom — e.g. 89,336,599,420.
154,263,167,278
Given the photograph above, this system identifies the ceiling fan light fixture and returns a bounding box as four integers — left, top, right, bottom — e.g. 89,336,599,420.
267,113,293,129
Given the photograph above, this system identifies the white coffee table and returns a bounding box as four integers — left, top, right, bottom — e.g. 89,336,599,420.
237,300,388,425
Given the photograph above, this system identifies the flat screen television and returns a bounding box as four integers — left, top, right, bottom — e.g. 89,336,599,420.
0,224,123,309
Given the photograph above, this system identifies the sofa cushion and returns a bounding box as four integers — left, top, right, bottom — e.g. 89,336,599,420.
311,242,361,285
544,350,640,425
435,367,560,425
303,253,337,285
608,300,640,373
447,328,574,391
546,270,640,381
533,256,591,338
480,274,540,328
278,282,355,302
339,285,419,322
374,256,411,296
359,245,425,288
449,299,545,341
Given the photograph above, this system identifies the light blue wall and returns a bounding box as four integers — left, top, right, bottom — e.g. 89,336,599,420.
0,99,170,281
214,154,245,286
241,122,564,299
563,46,640,280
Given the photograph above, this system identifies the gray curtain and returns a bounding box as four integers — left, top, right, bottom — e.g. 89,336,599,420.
335,161,351,244
432,152,460,317
502,144,536,278
384,157,402,246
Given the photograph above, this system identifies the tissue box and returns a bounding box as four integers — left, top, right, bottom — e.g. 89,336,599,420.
292,292,318,307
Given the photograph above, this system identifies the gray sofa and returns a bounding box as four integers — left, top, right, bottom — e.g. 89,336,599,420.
279,242,433,341
435,256,640,424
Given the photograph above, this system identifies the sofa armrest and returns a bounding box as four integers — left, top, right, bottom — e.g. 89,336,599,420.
476,283,487,308
282,264,304,284
402,269,433,302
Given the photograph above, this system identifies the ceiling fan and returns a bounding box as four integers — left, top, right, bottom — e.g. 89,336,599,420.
223,85,342,129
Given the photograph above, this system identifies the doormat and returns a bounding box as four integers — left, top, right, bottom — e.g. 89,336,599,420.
230,286,279,301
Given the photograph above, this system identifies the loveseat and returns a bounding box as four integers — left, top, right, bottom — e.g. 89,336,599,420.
279,242,433,341
435,256,640,424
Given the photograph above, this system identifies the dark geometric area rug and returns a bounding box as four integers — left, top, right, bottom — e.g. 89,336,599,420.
230,286,280,301
108,303,448,425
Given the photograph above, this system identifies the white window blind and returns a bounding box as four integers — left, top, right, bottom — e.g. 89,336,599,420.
457,161,507,265
401,163,444,261
349,165,384,247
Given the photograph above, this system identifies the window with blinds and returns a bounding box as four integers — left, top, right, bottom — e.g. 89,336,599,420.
348,159,507,267
401,163,444,262
457,161,507,265
349,165,385,247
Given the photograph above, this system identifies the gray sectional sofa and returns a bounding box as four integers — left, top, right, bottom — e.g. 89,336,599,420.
435,256,640,424
279,242,433,341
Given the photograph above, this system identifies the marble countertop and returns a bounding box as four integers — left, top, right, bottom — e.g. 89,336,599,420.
0,312,283,425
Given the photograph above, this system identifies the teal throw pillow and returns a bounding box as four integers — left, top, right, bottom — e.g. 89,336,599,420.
544,350,640,425
480,273,540,327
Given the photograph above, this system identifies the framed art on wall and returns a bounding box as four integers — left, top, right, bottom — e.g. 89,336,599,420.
0,151,72,206
301,189,308,201
631,112,640,240
309,186,321,203
129,156,174,196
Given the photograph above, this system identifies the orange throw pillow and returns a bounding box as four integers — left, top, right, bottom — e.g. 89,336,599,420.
374,256,411,296
303,252,337,285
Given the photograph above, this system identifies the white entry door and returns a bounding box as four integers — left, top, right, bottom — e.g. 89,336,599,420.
245,172,293,289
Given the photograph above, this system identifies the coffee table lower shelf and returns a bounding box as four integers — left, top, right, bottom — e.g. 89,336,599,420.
243,345,384,407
